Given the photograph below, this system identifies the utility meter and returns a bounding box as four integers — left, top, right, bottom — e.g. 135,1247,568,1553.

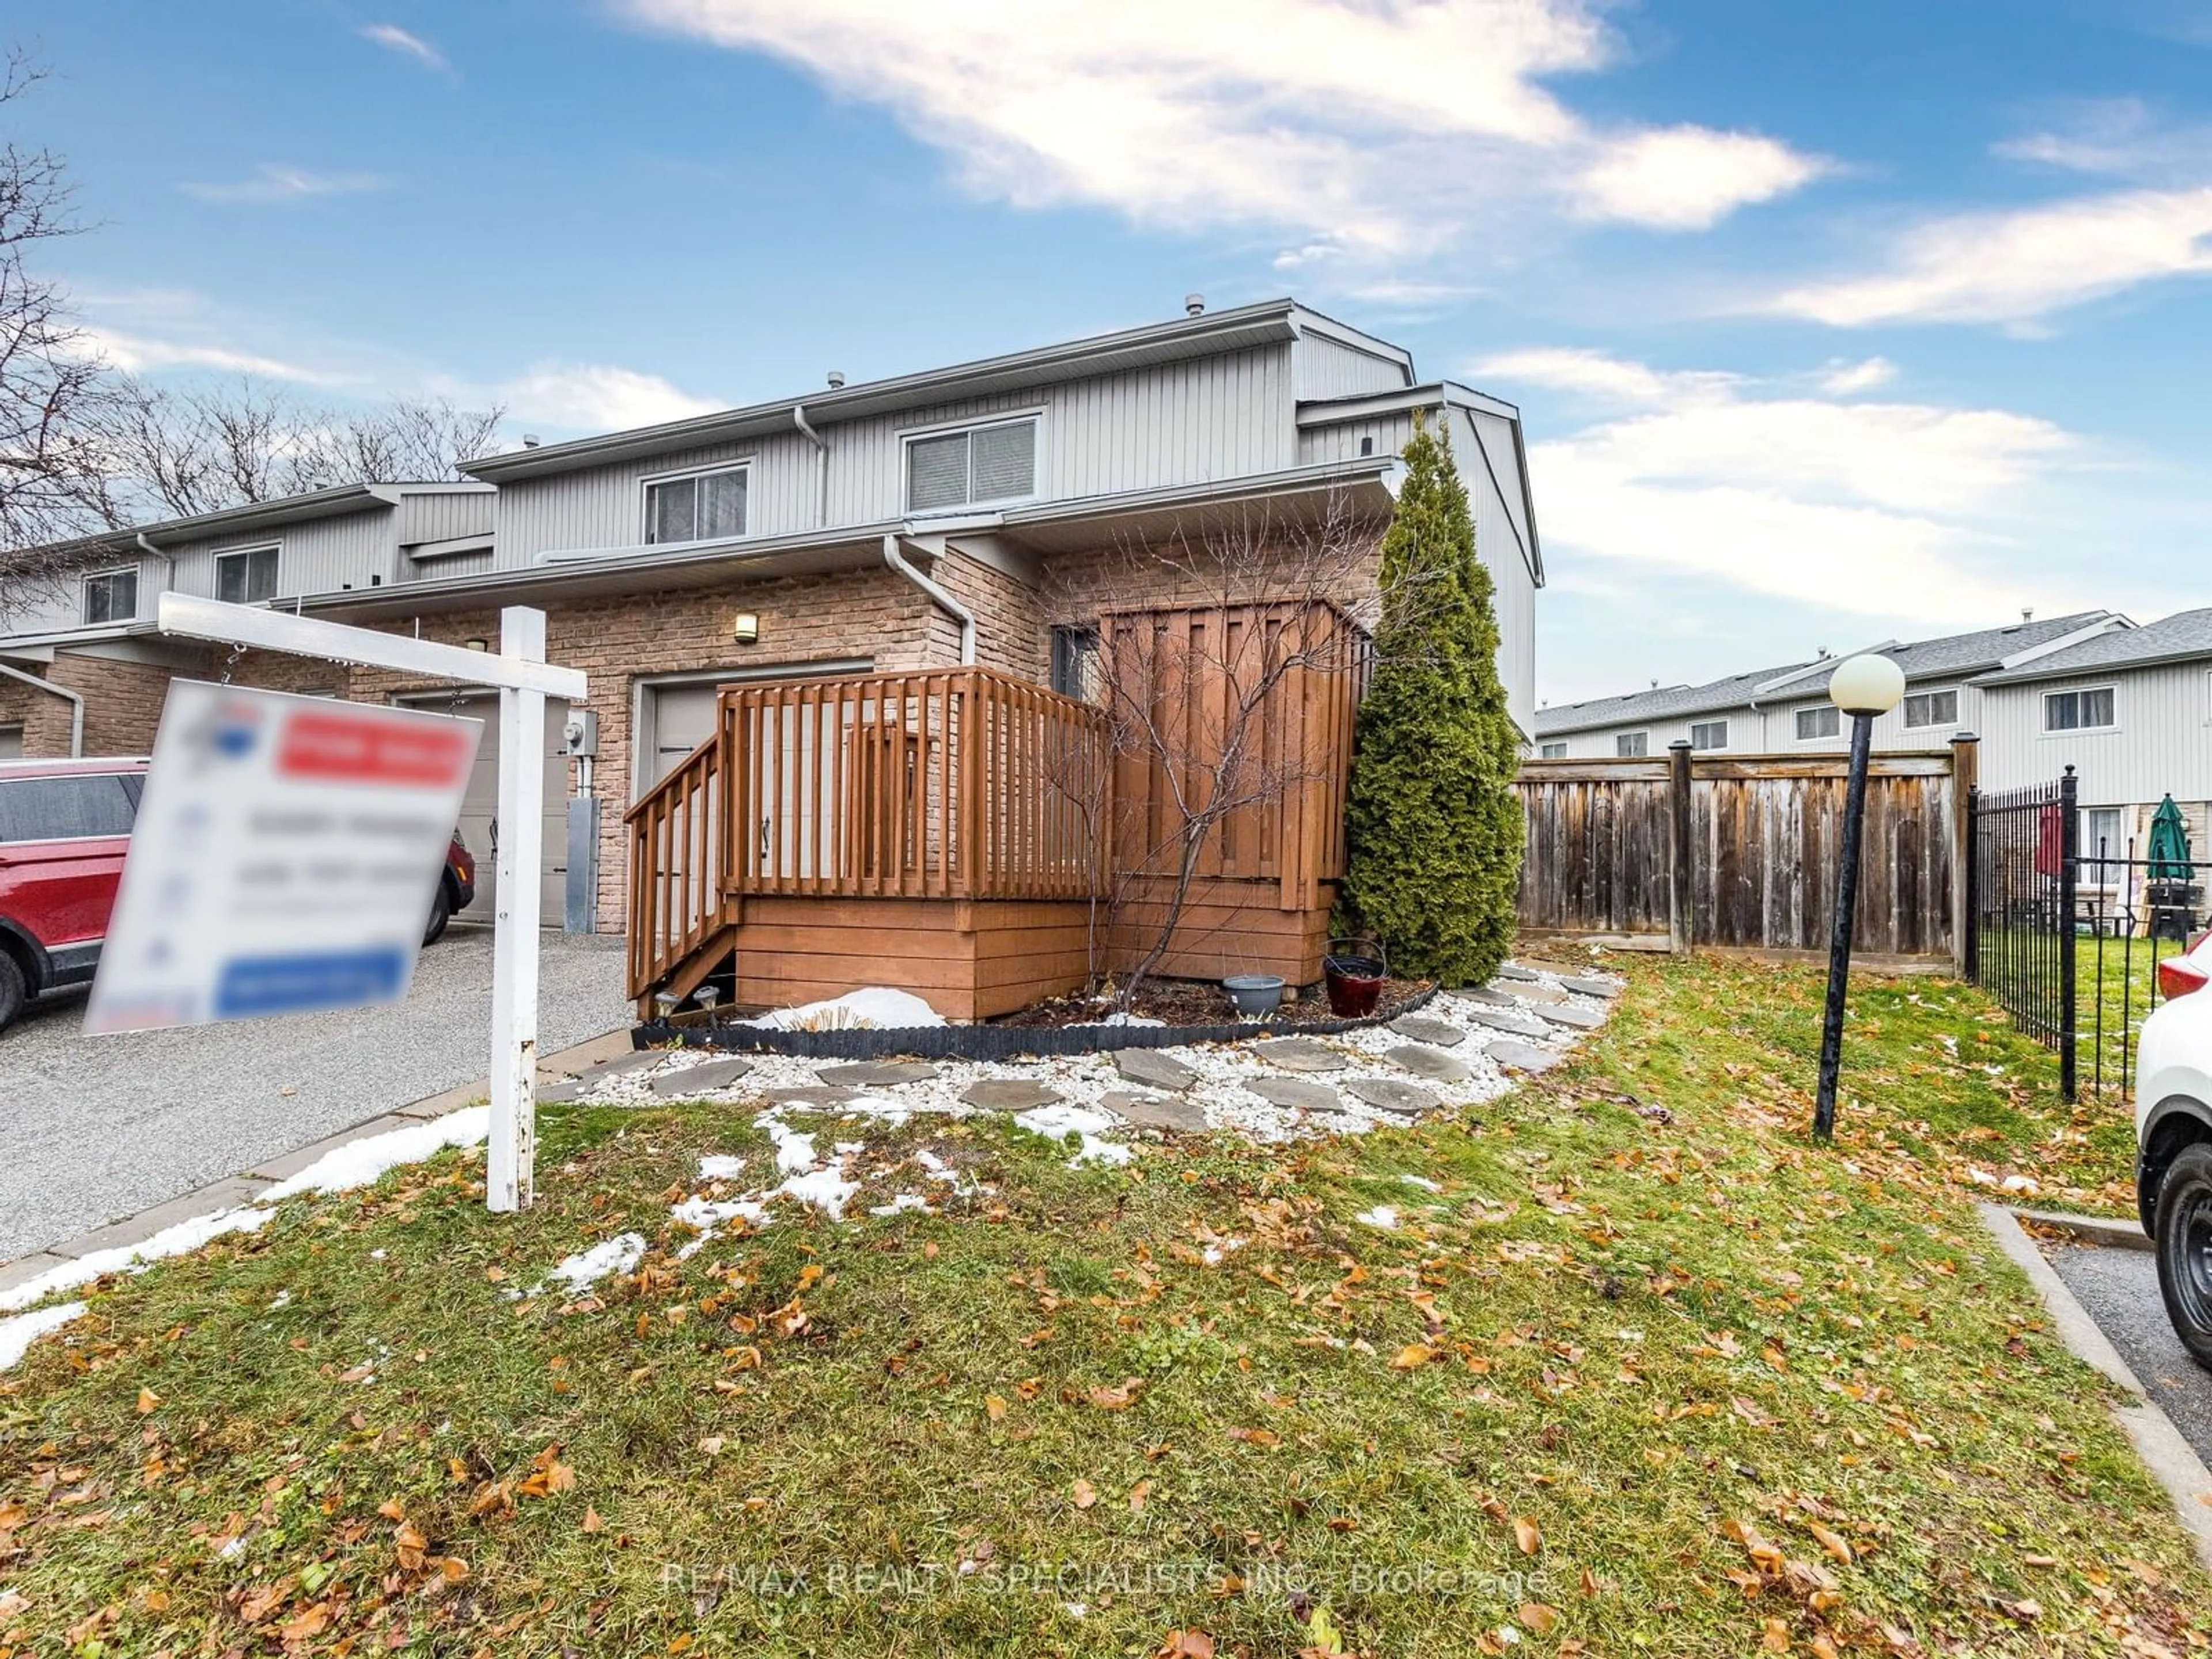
562,709,599,756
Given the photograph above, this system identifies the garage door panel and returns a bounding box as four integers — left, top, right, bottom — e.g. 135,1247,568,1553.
423,694,569,925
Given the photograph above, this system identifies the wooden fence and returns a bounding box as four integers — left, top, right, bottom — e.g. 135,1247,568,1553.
1516,737,1977,968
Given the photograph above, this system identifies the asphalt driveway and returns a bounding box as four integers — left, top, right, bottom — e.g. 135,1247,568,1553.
0,927,630,1263
2046,1239,2212,1468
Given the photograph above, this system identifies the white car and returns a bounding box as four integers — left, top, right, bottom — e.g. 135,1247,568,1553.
2134,931,2212,1369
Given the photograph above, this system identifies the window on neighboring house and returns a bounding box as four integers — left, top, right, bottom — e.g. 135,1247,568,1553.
1049,625,1098,701
1539,741,1567,759
1616,732,1648,758
2044,687,2115,732
2081,806,2126,885
214,546,279,605
906,418,1038,513
1690,720,1729,751
644,465,748,545
1796,705,1840,741
82,567,137,625
1902,688,1959,730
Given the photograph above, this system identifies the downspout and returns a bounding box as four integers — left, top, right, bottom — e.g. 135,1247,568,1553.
792,406,829,527
882,533,976,666
0,660,84,757
134,532,176,596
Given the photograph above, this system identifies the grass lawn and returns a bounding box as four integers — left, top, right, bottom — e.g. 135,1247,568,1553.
1,955,2203,1657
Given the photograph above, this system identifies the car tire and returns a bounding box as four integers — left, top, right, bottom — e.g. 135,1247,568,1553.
0,952,24,1033
423,881,452,948
2154,1141,2212,1372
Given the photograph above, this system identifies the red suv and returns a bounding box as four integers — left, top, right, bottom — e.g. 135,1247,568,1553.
0,757,475,1032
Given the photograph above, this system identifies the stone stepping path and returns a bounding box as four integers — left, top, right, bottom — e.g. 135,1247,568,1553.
818,1060,940,1086
1102,1090,1207,1131
1385,1045,1469,1083
1537,1004,1606,1032
1245,1077,1342,1112
961,1078,1062,1111
651,1057,756,1097
1115,1049,1198,1092
1344,1077,1440,1117
763,1085,859,1109
1488,1040,1564,1074
1461,1005,1550,1039
1252,1036,1347,1073
1491,963,1540,983
1560,976,1620,999
1388,1014,1466,1047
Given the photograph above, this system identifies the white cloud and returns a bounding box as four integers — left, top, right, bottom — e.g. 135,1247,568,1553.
616,0,1824,267
1993,97,2212,180
1817,356,1896,395
76,325,335,384
1475,347,2090,623
1571,126,1828,229
180,165,389,204
359,22,448,71
1768,186,2212,325
495,362,724,431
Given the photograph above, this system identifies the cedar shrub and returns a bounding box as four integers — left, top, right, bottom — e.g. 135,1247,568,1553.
1341,415,1524,983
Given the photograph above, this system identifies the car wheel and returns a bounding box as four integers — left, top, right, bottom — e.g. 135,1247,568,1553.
2154,1142,2212,1371
0,953,24,1033
423,881,452,947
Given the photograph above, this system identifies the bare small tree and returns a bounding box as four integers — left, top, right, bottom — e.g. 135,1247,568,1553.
0,49,113,615
1041,490,1397,1011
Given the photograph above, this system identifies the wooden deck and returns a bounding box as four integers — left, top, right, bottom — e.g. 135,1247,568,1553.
627,605,1365,1019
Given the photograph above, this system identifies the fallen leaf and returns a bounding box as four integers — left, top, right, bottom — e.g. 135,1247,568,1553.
1514,1517,1542,1555
699,1437,726,1458
1762,1616,1790,1651
135,1388,160,1416
1073,1479,1099,1510
1129,1480,1152,1514
1088,1378,1144,1411
1806,1521,1853,1565
1160,1633,1215,1659
582,1505,605,1533
1228,1426,1280,1447
1390,1344,1438,1370
985,1395,1008,1422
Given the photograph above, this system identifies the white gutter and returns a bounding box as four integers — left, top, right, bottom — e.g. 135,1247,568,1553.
793,406,829,527
135,532,177,596
0,661,83,756
882,533,975,665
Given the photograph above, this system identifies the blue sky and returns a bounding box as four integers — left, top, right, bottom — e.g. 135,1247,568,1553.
15,1,2212,706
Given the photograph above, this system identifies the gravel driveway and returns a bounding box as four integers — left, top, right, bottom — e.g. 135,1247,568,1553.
0,927,630,1263
2046,1240,2212,1467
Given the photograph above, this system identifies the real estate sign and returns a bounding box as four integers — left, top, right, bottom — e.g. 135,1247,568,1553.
86,681,480,1034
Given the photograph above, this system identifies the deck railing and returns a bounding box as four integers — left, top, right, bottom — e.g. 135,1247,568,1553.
625,724,725,1001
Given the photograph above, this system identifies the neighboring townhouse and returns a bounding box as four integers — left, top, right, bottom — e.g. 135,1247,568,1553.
0,298,1544,947
1532,611,2128,762
1973,607,2212,869
0,483,495,758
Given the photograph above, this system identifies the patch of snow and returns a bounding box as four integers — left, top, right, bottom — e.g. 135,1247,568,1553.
0,1207,273,1314
699,1154,746,1181
780,1166,862,1219
0,1301,85,1372
839,1094,914,1127
269,1289,293,1309
543,1232,647,1292
1354,1205,1399,1230
1399,1175,1441,1192
259,1107,488,1201
743,987,945,1031
1013,1102,1135,1167
756,1111,819,1175
870,1194,931,1217
1101,1012,1166,1027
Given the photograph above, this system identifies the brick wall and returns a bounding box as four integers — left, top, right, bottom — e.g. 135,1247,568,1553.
0,654,194,759
936,548,1047,682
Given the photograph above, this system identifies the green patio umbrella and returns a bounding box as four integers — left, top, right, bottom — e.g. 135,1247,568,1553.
2148,793,2192,882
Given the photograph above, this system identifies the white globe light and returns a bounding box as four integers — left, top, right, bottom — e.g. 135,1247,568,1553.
1828,653,1906,717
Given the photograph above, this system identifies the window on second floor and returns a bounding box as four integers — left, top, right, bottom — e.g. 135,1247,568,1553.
645,464,748,545
1690,719,1729,751
2044,687,2115,732
215,545,280,605
1796,705,1840,741
906,418,1038,513
1902,688,1959,729
82,567,138,625
1616,732,1648,758
1539,741,1567,759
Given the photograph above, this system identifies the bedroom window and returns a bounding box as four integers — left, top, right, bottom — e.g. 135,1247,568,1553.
644,465,748,544
906,418,1038,512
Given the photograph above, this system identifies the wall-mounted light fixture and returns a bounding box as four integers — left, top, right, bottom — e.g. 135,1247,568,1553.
732,612,760,645
463,637,489,652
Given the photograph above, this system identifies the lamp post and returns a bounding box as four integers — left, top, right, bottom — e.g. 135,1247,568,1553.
1814,653,1907,1141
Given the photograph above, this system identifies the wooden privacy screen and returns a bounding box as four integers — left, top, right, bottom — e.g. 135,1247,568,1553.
1516,740,1977,967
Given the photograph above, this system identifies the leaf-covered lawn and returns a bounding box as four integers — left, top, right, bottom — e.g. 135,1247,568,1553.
0,954,2203,1657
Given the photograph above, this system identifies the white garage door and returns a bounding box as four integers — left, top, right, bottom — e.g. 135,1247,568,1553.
417,694,569,924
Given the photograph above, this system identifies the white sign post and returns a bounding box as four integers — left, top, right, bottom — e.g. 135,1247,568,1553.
151,593,588,1213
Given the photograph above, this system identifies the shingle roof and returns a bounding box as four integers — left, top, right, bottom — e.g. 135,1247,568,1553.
1534,610,2116,736
1976,607,2212,684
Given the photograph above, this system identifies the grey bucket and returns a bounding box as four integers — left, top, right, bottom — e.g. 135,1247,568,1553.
1222,974,1286,1016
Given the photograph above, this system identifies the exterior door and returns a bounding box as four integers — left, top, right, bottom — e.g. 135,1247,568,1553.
417,694,568,924
642,683,720,791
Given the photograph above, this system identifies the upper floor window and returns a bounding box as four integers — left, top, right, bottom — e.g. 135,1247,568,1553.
906,418,1037,513
1902,688,1959,730
1795,705,1840,741
1049,625,1098,701
82,567,138,626
2044,687,2115,732
1539,741,1567,759
1615,732,1648,758
215,545,280,605
1690,719,1729,751
645,464,748,545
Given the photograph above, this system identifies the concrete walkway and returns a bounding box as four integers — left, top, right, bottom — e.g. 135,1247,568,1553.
0,927,630,1264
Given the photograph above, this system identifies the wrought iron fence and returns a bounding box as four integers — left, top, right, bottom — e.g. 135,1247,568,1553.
1967,772,2077,1099
2074,843,2212,1096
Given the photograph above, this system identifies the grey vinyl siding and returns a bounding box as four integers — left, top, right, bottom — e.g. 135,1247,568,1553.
162,511,398,601
1463,408,1535,581
8,558,154,632
1446,408,1536,739
1293,334,1411,400
403,549,495,582
396,490,495,548
1978,663,2212,805
1296,411,1416,467
1543,683,1990,761
491,345,1301,562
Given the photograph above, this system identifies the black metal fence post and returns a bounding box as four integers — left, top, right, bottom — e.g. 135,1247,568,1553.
1964,782,1980,983
2058,767,2078,1101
